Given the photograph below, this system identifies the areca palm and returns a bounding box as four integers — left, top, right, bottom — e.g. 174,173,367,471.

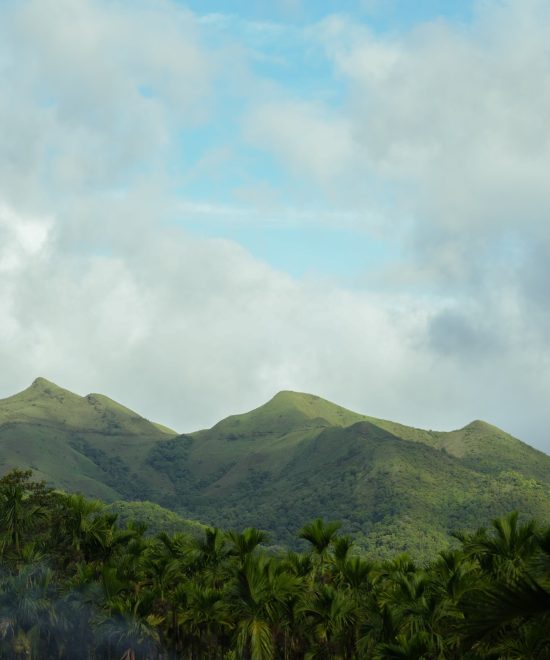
423,550,481,656
374,631,432,660
456,512,539,581
227,528,268,563
282,551,314,580
335,556,374,591
116,530,151,589
228,554,301,660
57,493,104,560
175,582,230,657
430,549,479,604
299,519,342,579
55,575,103,660
192,527,231,587
0,563,61,658
0,483,46,556
298,584,359,659
462,572,550,655
378,564,458,657
151,531,194,586
334,557,379,657
98,603,161,660
96,562,162,659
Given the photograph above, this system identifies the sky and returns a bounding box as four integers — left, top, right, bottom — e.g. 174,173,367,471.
1,0,550,451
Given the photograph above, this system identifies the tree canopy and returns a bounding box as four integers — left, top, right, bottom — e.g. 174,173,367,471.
0,469,549,659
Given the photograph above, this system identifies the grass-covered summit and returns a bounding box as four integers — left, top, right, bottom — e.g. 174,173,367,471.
0,377,176,501
206,390,368,439
1,379,550,559
0,377,175,435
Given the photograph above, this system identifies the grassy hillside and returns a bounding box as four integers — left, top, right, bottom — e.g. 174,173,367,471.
106,500,207,537
0,377,176,501
148,391,550,558
2,380,550,559
203,390,368,439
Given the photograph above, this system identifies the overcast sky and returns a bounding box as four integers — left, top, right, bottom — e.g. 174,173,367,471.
1,0,550,451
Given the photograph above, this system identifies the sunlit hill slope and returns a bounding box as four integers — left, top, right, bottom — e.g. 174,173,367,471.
1,378,549,558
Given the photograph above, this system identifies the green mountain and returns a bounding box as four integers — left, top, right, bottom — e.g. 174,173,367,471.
0,377,176,501
1,380,550,559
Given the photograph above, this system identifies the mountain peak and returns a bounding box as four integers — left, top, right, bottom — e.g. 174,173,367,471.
0,378,174,437
23,377,81,404
268,390,323,406
266,391,366,424
30,376,63,391
205,390,368,439
462,419,499,433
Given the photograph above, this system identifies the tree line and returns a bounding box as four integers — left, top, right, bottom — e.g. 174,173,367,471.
0,469,549,659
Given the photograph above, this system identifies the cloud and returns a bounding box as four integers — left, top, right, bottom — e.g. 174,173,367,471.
317,3,550,265
0,205,53,273
0,200,430,433
246,99,355,185
3,193,550,450
1,0,550,454
0,0,215,210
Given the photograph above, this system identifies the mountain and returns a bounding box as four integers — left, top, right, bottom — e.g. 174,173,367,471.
1,380,550,559
0,377,176,501
161,392,550,557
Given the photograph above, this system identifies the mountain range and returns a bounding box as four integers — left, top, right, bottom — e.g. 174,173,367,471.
1,377,549,559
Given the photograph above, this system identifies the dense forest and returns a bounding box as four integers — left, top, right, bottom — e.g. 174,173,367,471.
1,470,549,659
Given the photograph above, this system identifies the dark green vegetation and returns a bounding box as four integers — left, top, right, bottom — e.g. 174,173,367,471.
2,378,550,559
2,470,550,659
105,501,206,538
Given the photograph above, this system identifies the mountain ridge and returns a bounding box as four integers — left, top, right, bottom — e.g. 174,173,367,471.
1,377,549,559
0,377,176,435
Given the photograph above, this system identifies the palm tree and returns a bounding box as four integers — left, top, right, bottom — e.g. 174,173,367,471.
299,519,342,579
461,567,550,655
0,483,46,556
374,631,432,659
227,554,301,660
455,512,539,581
175,581,229,657
0,563,61,658
281,551,314,580
298,583,359,658
97,600,161,660
57,493,104,559
227,528,268,563
192,527,231,588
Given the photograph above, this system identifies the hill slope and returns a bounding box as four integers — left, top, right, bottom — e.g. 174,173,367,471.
1,381,550,558
0,377,176,500
148,391,550,557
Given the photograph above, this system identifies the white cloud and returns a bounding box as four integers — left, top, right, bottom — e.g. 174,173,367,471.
1,0,550,454
0,201,428,432
316,4,550,254
246,99,355,185
0,205,53,273
0,0,215,210
2,196,550,451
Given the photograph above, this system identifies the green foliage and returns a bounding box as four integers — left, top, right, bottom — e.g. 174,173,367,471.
3,379,550,562
2,470,550,658
106,500,206,537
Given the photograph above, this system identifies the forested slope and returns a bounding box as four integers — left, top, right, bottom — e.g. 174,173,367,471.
1,380,550,558
1,470,550,659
